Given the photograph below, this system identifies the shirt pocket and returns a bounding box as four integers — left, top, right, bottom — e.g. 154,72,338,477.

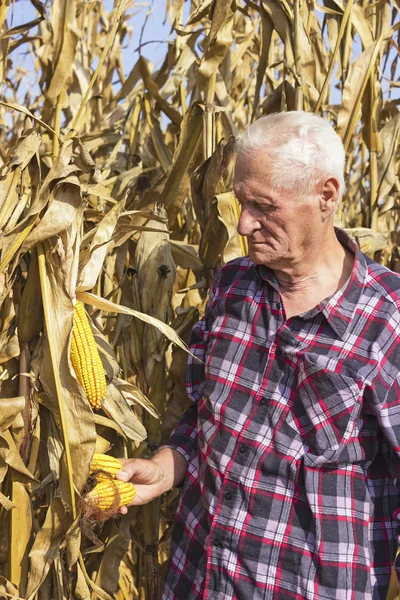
289,353,365,468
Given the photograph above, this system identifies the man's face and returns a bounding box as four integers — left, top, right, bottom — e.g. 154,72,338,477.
233,153,323,268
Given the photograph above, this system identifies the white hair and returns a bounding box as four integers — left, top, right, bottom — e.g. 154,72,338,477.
235,111,346,200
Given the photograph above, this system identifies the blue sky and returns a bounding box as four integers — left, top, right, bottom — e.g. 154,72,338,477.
105,0,177,70
5,1,400,105
8,0,174,101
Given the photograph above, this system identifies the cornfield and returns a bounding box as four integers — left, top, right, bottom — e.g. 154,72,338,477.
0,0,399,598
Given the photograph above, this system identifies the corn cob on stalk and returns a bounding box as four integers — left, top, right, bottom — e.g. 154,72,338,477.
84,479,136,511
71,300,107,410
90,454,123,477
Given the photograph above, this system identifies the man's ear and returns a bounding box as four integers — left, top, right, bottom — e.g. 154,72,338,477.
319,177,340,217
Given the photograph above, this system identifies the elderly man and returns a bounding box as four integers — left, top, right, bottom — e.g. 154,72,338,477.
118,111,400,599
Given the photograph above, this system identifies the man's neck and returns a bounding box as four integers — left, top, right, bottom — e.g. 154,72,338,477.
271,231,354,318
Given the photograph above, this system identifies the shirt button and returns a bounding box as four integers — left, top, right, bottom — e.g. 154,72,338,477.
260,398,267,406
224,491,232,500
213,539,222,548
276,302,281,309
239,445,247,454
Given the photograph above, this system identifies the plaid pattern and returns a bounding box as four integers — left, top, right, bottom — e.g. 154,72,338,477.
163,229,400,600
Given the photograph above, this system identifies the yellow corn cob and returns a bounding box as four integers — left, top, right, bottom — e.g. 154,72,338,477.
85,479,136,511
70,300,107,410
90,454,122,477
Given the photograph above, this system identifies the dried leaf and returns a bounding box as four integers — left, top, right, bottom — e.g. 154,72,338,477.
344,227,387,256
102,382,147,442
37,238,96,495
170,240,203,272
377,114,400,203
337,40,383,150
21,178,82,253
26,499,68,600
0,396,25,431
77,292,189,355
9,482,32,596
77,199,126,292
114,379,160,419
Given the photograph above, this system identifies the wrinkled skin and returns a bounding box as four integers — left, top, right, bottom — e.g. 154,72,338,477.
233,151,354,317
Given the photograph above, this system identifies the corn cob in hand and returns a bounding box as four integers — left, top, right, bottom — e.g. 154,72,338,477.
82,453,136,520
85,479,136,512
90,453,123,477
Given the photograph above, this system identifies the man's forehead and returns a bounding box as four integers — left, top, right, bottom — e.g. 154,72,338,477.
233,178,279,205
233,156,273,186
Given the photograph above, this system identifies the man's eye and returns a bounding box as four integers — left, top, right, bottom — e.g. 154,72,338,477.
251,201,272,213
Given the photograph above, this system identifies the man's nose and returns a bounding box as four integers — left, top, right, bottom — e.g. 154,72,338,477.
237,206,260,237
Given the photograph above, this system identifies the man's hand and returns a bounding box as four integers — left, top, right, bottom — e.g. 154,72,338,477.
115,448,188,513
116,457,165,509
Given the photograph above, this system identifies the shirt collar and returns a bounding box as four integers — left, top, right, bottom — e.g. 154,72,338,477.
256,228,368,340
318,228,367,340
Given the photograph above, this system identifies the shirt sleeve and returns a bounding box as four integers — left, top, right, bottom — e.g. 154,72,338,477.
161,272,221,463
161,403,198,464
370,371,400,466
366,315,400,478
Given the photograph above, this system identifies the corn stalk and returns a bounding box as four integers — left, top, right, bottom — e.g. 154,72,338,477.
0,1,399,599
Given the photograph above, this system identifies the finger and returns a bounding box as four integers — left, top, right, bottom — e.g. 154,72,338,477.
125,484,158,506
116,458,141,481
116,458,159,485
116,483,159,510
116,458,146,481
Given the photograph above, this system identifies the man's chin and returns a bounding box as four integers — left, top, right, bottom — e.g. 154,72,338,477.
248,248,275,266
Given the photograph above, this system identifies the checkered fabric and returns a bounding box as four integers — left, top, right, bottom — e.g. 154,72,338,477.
163,229,400,600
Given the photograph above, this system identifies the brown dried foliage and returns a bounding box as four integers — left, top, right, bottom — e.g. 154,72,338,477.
0,1,399,599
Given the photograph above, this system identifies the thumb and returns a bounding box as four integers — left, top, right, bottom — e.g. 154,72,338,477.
115,458,162,485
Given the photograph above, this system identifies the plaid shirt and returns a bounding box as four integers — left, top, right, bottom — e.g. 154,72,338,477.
163,229,400,600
